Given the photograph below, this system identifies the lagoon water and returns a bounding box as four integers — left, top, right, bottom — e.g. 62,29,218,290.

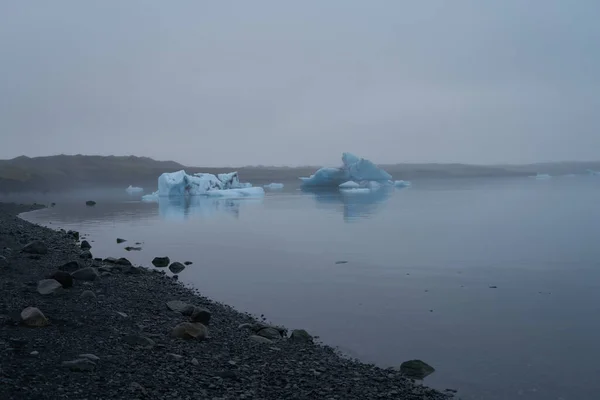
16,176,600,400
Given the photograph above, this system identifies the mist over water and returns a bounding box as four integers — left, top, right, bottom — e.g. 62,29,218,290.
12,175,600,400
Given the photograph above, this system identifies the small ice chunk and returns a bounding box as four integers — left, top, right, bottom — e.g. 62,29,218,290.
141,191,159,202
264,183,284,190
340,188,371,194
339,181,360,189
533,174,551,180
126,185,144,193
394,180,412,188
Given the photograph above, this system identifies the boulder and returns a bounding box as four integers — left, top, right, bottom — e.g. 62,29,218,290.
124,266,142,275
37,279,63,295
85,200,96,206
124,246,142,251
78,353,100,361
184,261,193,265
190,307,211,325
256,327,283,340
79,250,92,259
290,329,313,343
80,240,92,250
116,257,132,266
80,290,96,300
166,300,194,315
20,307,49,327
152,256,170,268
71,267,99,281
116,238,127,243
22,241,48,255
60,261,81,272
50,271,73,288
104,257,118,264
62,358,96,372
168,262,185,274
67,230,80,241
400,360,435,379
249,335,273,344
122,335,155,349
171,322,208,340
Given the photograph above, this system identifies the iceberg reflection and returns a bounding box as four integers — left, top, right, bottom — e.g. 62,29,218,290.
157,195,263,220
302,186,393,221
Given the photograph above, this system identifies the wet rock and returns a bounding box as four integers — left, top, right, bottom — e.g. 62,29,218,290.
62,358,96,372
171,322,208,340
124,266,142,275
79,250,92,259
124,246,142,251
335,260,348,264
249,335,273,344
152,256,170,268
116,238,127,243
85,200,96,206
290,329,313,343
80,240,91,250
190,307,211,325
400,360,435,379
122,335,155,349
256,327,283,340
37,279,63,295
20,307,49,327
169,262,185,274
67,230,80,241
22,241,48,255
116,257,132,266
103,257,118,264
71,267,99,281
80,290,96,300
184,261,193,265
78,353,100,361
166,300,194,315
59,261,81,272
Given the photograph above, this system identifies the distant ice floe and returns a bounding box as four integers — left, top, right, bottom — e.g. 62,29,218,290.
141,170,264,202
533,174,552,180
126,185,144,193
587,169,600,176
263,183,284,190
393,180,412,188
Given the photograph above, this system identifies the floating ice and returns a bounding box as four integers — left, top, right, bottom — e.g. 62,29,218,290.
126,185,144,193
587,169,600,176
263,183,284,190
300,153,392,187
533,174,552,180
339,181,360,189
148,170,264,199
340,188,371,194
394,180,412,188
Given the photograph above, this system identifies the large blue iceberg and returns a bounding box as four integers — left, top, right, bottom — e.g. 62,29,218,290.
300,153,393,187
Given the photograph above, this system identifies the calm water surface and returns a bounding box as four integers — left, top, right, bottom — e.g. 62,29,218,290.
16,176,600,400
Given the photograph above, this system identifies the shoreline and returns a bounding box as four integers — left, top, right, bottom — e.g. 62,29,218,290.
0,202,449,400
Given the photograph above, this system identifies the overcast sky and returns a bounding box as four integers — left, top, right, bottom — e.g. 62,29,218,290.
1,1,599,166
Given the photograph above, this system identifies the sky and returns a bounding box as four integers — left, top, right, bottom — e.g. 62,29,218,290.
1,1,599,167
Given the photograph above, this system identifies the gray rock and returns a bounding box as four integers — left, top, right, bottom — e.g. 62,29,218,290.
0,255,8,268
62,358,96,372
256,327,282,340
152,256,170,267
290,329,313,343
116,238,126,243
171,322,208,340
79,250,92,259
249,335,273,344
400,360,435,379
124,246,142,251
166,300,194,315
80,290,96,300
104,257,118,263
168,262,185,274
122,335,155,349
190,307,211,325
85,200,96,206
37,279,63,295
59,261,81,272
22,241,48,255
129,382,147,395
71,267,99,281
184,261,193,265
20,307,49,327
80,240,92,250
78,353,100,361
169,353,183,360
191,358,199,366
116,257,132,266
50,270,73,288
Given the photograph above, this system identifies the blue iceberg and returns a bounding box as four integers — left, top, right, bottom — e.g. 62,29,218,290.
300,153,392,187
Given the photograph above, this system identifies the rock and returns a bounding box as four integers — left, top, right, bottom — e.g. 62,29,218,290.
0,255,8,268
249,335,273,344
116,257,132,266
256,327,283,340
30,351,39,356
115,311,128,318
20,307,49,327
85,200,96,206
116,238,127,243
400,360,436,379
169,262,185,274
335,260,349,264
171,322,208,340
59,261,81,272
166,300,195,315
78,353,100,361
172,274,178,280
37,279,63,295
152,256,170,267
71,267,99,281
124,246,142,251
22,241,48,255
80,240,91,250
129,382,147,395
191,358,199,366
100,272,111,277
184,261,193,265
124,266,141,275
67,230,80,241
190,307,211,325
290,329,313,343
49,271,73,288
122,335,155,349
169,353,183,361
80,290,96,300
62,358,96,372
79,250,92,259
104,257,118,263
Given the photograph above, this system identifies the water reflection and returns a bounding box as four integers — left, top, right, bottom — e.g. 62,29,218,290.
157,195,263,220
301,187,395,221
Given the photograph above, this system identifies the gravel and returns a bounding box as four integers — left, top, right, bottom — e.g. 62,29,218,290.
0,202,450,400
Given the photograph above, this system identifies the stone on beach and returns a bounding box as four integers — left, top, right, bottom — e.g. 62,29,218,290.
152,256,170,267
166,300,195,315
20,307,49,327
168,261,185,274
50,270,73,288
22,240,48,254
37,279,63,295
71,267,99,281
171,322,208,340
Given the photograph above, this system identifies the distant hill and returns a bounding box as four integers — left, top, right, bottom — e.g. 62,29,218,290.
1,154,599,193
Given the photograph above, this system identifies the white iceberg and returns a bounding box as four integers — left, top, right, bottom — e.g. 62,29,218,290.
263,183,284,190
339,181,360,189
300,153,392,187
147,170,264,199
126,185,144,193
393,180,411,188
533,174,551,180
340,188,371,194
